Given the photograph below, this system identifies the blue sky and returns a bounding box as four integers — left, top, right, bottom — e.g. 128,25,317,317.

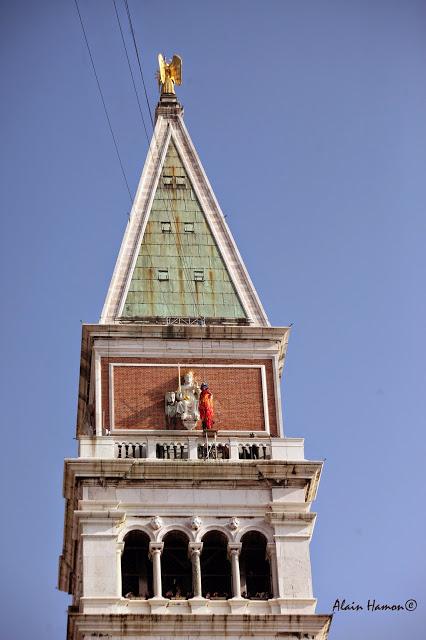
0,1,425,638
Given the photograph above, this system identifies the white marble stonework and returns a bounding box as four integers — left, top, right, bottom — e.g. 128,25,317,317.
60,441,327,639
72,478,316,609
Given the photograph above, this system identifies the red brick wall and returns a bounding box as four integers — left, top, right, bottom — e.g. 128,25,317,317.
100,357,278,435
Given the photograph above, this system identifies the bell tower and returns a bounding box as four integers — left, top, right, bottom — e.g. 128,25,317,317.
59,56,332,640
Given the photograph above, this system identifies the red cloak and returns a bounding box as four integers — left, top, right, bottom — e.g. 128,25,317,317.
199,388,214,429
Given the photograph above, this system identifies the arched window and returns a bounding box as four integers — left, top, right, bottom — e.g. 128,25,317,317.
240,531,271,599
201,531,231,599
121,530,152,598
162,531,192,599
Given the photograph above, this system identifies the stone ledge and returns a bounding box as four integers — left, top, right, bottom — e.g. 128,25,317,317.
63,458,323,500
78,596,318,616
68,611,332,640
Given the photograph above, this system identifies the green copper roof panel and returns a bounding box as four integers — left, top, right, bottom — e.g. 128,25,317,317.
122,141,247,319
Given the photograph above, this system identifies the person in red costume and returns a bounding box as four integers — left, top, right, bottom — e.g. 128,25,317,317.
199,383,214,430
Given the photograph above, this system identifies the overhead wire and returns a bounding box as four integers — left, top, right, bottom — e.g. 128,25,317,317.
118,1,203,319
112,0,151,146
117,5,204,320
76,0,205,323
118,3,207,379
123,0,155,129
74,1,208,427
112,0,178,320
74,0,165,323
119,0,203,318
74,0,133,203
112,0,176,318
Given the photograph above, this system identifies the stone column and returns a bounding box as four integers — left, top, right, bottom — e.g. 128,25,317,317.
188,542,203,598
116,541,125,597
229,439,240,460
266,542,279,598
188,437,199,460
228,543,242,599
146,437,157,459
149,542,164,598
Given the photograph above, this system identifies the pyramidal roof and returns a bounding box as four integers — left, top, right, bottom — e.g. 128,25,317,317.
100,96,269,326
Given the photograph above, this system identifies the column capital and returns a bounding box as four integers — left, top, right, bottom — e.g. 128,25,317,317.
116,541,125,554
149,541,164,559
266,542,276,558
227,542,242,559
188,541,203,556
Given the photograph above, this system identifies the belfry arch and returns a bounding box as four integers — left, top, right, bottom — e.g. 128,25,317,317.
240,531,272,599
121,530,152,599
161,530,192,599
201,531,232,599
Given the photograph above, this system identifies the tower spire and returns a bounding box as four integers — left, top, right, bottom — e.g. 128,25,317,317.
101,53,269,326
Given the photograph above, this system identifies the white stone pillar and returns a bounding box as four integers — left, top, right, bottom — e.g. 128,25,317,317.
149,542,164,598
188,437,199,460
146,437,157,459
228,543,242,599
188,542,203,598
274,536,313,599
229,438,240,460
266,542,279,598
116,541,125,597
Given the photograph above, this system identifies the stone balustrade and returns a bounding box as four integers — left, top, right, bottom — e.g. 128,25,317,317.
78,435,305,461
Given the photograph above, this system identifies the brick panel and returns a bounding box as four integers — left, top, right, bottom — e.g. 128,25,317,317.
101,357,278,435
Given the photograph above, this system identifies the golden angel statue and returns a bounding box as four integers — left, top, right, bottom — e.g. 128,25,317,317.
157,53,182,95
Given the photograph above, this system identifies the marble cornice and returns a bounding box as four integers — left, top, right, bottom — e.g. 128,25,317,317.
63,459,323,500
68,611,332,638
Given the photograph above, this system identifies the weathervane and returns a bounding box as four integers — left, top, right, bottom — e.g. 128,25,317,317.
157,53,182,95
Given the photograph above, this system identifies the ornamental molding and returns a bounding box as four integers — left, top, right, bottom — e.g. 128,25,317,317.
68,611,332,636
227,543,242,558
63,459,323,501
228,516,240,531
148,541,164,558
117,523,154,544
150,515,163,531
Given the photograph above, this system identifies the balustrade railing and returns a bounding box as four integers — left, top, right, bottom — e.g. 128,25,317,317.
238,443,270,460
113,439,271,460
80,434,304,461
197,443,230,460
116,442,147,459
156,442,188,460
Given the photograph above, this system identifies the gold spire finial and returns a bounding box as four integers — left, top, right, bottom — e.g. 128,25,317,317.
157,53,182,95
